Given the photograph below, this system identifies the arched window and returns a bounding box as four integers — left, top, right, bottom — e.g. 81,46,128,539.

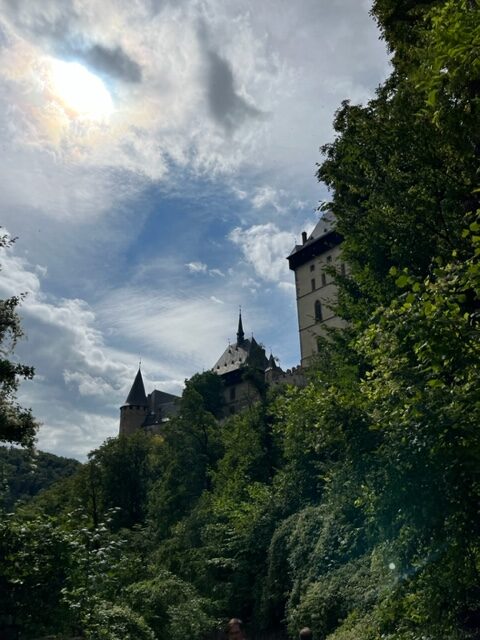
314,300,322,321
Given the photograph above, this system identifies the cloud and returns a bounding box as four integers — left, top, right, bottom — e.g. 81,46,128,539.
185,262,224,277
0,0,390,460
0,240,166,458
205,49,264,132
277,281,295,294
229,222,294,283
209,268,225,277
251,185,286,213
0,1,141,82
96,287,235,370
185,261,208,273
77,44,142,83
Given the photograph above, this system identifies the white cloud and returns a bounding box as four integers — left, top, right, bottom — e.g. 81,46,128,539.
278,281,295,294
185,263,224,277
0,241,163,458
209,268,225,277
229,222,294,283
96,287,235,370
185,261,208,273
0,0,388,201
251,185,286,212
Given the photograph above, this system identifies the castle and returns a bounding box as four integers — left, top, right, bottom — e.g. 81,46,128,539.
119,215,344,435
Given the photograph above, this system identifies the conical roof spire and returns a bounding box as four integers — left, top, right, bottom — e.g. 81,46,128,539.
237,308,245,345
268,353,277,368
125,367,148,406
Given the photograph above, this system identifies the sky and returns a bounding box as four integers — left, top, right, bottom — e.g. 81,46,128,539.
0,0,389,460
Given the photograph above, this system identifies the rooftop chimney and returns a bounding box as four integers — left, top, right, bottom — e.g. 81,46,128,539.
301,231,307,244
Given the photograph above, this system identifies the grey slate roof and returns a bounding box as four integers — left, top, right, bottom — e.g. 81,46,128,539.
310,212,336,240
212,336,269,375
212,340,252,374
124,368,148,406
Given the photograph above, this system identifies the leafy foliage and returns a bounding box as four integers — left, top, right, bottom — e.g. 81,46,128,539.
0,234,37,448
0,446,80,511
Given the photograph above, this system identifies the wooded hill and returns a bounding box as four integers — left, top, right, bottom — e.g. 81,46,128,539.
1,1,479,639
0,446,80,512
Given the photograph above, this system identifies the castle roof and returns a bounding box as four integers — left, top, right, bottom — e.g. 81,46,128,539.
212,312,269,375
124,368,148,406
287,213,343,270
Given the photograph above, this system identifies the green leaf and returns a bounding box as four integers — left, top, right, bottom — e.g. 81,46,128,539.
395,274,410,288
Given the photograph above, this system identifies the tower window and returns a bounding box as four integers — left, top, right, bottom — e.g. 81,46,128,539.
315,300,323,321
321,273,327,287
310,264,315,272
327,255,332,263
311,278,316,291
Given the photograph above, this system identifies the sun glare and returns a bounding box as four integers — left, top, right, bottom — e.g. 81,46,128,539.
50,60,113,121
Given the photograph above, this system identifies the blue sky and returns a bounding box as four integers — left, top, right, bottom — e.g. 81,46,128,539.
0,0,389,459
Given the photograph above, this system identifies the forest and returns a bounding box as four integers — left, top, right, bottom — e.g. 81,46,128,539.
1,1,479,638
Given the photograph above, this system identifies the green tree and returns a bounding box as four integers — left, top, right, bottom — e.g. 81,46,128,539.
0,234,37,448
148,373,224,540
86,431,163,530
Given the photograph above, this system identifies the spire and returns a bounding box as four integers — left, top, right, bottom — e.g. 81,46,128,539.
237,308,245,345
268,353,278,369
125,367,148,406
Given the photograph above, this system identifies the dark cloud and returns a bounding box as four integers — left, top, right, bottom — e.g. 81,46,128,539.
78,44,142,83
206,50,263,132
0,0,142,83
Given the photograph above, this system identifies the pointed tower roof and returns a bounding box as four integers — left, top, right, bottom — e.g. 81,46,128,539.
267,353,279,370
124,368,148,406
237,309,245,345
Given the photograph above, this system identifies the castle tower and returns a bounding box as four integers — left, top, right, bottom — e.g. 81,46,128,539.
287,214,346,365
119,367,149,436
212,311,269,415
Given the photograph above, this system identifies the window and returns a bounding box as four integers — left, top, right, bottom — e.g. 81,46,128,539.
314,300,323,321
311,278,315,291
327,255,332,263
321,273,327,287
310,264,315,272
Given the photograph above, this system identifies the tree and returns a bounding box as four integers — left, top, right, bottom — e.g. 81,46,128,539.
148,373,224,540
0,233,37,447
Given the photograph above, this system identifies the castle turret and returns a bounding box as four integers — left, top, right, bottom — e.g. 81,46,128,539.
119,368,149,436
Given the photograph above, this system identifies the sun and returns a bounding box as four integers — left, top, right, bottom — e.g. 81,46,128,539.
50,59,114,121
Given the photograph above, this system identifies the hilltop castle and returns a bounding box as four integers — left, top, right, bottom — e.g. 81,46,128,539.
119,215,344,435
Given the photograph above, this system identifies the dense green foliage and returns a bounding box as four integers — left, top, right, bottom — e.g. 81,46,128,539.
1,2,479,639
0,446,80,511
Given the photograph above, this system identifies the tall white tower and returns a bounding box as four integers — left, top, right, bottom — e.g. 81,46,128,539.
287,215,346,365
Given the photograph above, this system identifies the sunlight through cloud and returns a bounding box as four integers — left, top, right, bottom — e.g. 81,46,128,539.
50,60,114,121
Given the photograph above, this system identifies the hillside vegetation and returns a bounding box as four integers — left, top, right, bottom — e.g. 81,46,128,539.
1,1,479,639
0,446,80,511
